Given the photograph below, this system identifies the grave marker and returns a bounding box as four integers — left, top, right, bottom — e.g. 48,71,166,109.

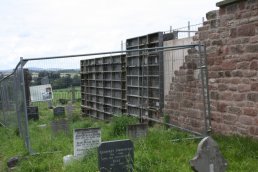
190,136,227,172
51,119,69,135
98,139,134,172
127,123,148,138
27,106,39,120
66,102,74,120
53,106,65,117
74,128,101,158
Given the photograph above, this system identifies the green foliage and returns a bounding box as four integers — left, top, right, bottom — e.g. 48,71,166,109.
31,70,80,89
1,107,258,171
163,114,170,129
110,115,138,137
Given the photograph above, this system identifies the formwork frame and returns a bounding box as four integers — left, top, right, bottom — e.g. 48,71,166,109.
81,55,126,120
126,32,164,121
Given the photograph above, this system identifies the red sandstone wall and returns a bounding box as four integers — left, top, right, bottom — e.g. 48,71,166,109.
164,0,258,138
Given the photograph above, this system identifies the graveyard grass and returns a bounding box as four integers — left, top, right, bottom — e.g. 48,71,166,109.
1,103,258,171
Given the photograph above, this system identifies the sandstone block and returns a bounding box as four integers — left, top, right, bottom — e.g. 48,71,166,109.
250,60,258,70
239,115,253,125
236,61,250,69
217,102,228,112
251,83,258,91
243,107,257,116
206,10,218,20
227,106,242,115
237,24,255,37
238,84,251,92
247,93,258,102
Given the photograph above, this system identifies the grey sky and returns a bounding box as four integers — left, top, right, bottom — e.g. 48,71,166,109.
0,0,219,70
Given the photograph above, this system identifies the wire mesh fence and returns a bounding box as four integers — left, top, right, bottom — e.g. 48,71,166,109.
163,22,203,39
0,75,17,128
0,42,210,154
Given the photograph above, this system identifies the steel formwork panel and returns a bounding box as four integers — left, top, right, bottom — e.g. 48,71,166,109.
81,55,126,119
126,32,164,119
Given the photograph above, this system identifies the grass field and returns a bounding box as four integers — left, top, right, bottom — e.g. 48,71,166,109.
1,103,258,171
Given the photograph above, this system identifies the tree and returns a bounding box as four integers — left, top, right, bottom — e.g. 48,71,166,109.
72,74,80,86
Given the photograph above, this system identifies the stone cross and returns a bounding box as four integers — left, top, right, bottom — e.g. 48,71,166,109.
190,136,227,172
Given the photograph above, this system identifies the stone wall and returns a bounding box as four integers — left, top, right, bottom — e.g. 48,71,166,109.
164,0,258,138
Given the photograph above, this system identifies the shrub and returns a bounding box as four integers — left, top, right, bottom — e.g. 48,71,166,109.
163,114,170,129
110,115,138,136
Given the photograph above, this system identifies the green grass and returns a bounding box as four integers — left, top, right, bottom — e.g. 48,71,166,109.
1,107,258,171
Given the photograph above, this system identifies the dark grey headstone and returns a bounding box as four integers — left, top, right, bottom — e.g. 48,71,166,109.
190,136,227,172
51,119,69,135
7,156,19,168
47,101,53,109
98,139,134,172
27,106,39,120
53,106,65,117
74,128,101,157
127,124,148,138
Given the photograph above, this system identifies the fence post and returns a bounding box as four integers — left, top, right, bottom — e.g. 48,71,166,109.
14,72,23,137
0,84,6,126
188,21,190,38
20,57,32,154
5,81,10,125
197,44,211,136
71,85,75,103
121,40,123,51
2,84,7,125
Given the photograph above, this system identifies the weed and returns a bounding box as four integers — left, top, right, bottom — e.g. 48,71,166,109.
1,112,258,171
110,115,138,137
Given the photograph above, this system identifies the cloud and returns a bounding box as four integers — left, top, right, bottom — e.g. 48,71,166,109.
0,0,219,70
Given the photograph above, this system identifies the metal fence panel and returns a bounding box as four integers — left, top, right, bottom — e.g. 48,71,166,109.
0,43,211,154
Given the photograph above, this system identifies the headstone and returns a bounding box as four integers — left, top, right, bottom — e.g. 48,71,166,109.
27,106,39,120
51,119,69,135
59,99,68,105
7,156,19,168
127,123,148,138
98,139,134,172
48,101,53,109
74,128,101,158
53,106,65,117
66,102,74,120
190,136,227,172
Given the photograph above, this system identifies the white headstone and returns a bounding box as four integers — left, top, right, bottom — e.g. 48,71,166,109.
73,128,101,158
